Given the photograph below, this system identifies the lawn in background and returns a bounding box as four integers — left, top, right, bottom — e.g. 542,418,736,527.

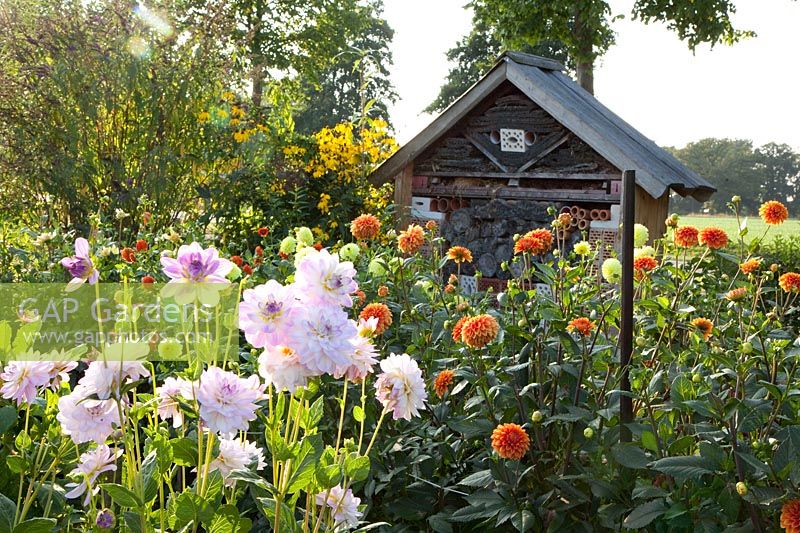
680,215,800,243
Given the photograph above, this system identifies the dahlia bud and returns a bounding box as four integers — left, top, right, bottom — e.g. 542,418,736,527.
531,410,543,423
731,195,741,204
736,482,748,496
770,263,779,273
583,427,594,439
665,214,679,228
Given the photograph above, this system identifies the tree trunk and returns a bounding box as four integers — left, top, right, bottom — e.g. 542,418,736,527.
576,59,594,94
251,62,263,108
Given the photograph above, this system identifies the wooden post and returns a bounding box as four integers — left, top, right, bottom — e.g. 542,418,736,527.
393,163,413,229
620,170,635,443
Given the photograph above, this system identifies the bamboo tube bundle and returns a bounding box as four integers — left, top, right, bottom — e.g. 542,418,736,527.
559,206,572,215
578,218,590,230
569,205,580,217
577,208,588,220
598,209,611,221
556,227,572,240
589,209,601,220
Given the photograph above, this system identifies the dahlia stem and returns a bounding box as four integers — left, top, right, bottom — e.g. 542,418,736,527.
334,377,348,459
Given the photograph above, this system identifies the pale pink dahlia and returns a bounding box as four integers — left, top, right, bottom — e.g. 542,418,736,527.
160,242,233,305
374,353,427,420
65,445,122,506
0,361,53,405
57,385,123,444
78,361,150,400
209,435,266,487
239,280,299,348
288,307,358,376
335,335,378,382
156,377,195,428
315,485,362,530
47,361,79,390
60,237,99,290
294,249,358,307
258,345,313,393
196,367,264,434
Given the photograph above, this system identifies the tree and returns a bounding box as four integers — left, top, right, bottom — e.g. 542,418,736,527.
667,138,800,215
439,0,753,97
294,8,396,133
427,19,567,113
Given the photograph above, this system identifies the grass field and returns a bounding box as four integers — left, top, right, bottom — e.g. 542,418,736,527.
680,215,800,243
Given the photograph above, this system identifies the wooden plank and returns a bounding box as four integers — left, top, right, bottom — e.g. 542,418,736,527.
634,185,668,239
506,63,669,199
369,64,509,186
463,131,510,172
516,133,571,172
504,51,564,71
423,171,617,181
394,163,414,229
414,185,620,203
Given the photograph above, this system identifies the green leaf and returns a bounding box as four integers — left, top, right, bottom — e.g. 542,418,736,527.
353,406,365,423
427,513,453,533
12,518,56,533
169,492,214,530
170,437,197,467
122,512,146,533
345,455,370,482
0,407,17,435
286,435,322,494
611,444,650,469
6,456,26,475
138,451,160,503
208,504,252,533
14,431,31,452
303,397,324,429
100,483,143,508
225,470,275,493
511,510,534,532
650,456,713,480
623,499,667,529
0,493,16,533
774,426,800,474
641,431,658,453
458,470,494,487
0,322,11,357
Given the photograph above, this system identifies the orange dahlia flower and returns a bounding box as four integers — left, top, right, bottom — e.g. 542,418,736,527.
779,272,800,293
461,314,499,348
759,200,789,226
447,246,473,264
141,275,155,284
377,285,389,297
452,316,469,343
398,224,425,254
425,220,438,232
567,317,595,337
350,214,381,240
725,287,748,302
120,247,136,263
444,284,456,293
242,264,253,275
491,423,530,461
359,303,393,335
433,369,455,398
634,256,658,273
691,317,714,340
740,258,761,274
699,227,729,249
255,245,264,257
230,255,244,267
674,226,699,247
135,239,148,252
354,290,366,306
782,499,800,533
514,235,544,255
257,227,269,237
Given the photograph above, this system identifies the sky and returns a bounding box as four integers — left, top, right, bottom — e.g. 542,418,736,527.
383,0,800,151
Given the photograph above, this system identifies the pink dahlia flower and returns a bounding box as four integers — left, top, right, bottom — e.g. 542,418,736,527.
315,485,362,530
78,361,150,400
156,376,195,428
258,345,313,393
65,445,122,506
196,367,264,434
374,353,427,420
335,335,378,382
209,435,266,487
0,361,53,405
160,242,233,305
57,385,123,444
294,249,358,308
60,237,99,290
288,307,358,376
239,280,300,348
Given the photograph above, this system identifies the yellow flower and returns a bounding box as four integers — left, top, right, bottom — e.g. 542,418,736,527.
231,106,245,118
198,111,211,123
317,193,331,214
221,91,235,102
229,118,241,127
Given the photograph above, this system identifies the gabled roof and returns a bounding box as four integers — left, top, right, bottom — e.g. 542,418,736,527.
370,51,715,201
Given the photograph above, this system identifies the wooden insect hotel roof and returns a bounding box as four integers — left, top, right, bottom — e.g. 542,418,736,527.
369,51,716,202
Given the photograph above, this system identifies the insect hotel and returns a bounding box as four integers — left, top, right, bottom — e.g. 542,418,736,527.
368,51,715,288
